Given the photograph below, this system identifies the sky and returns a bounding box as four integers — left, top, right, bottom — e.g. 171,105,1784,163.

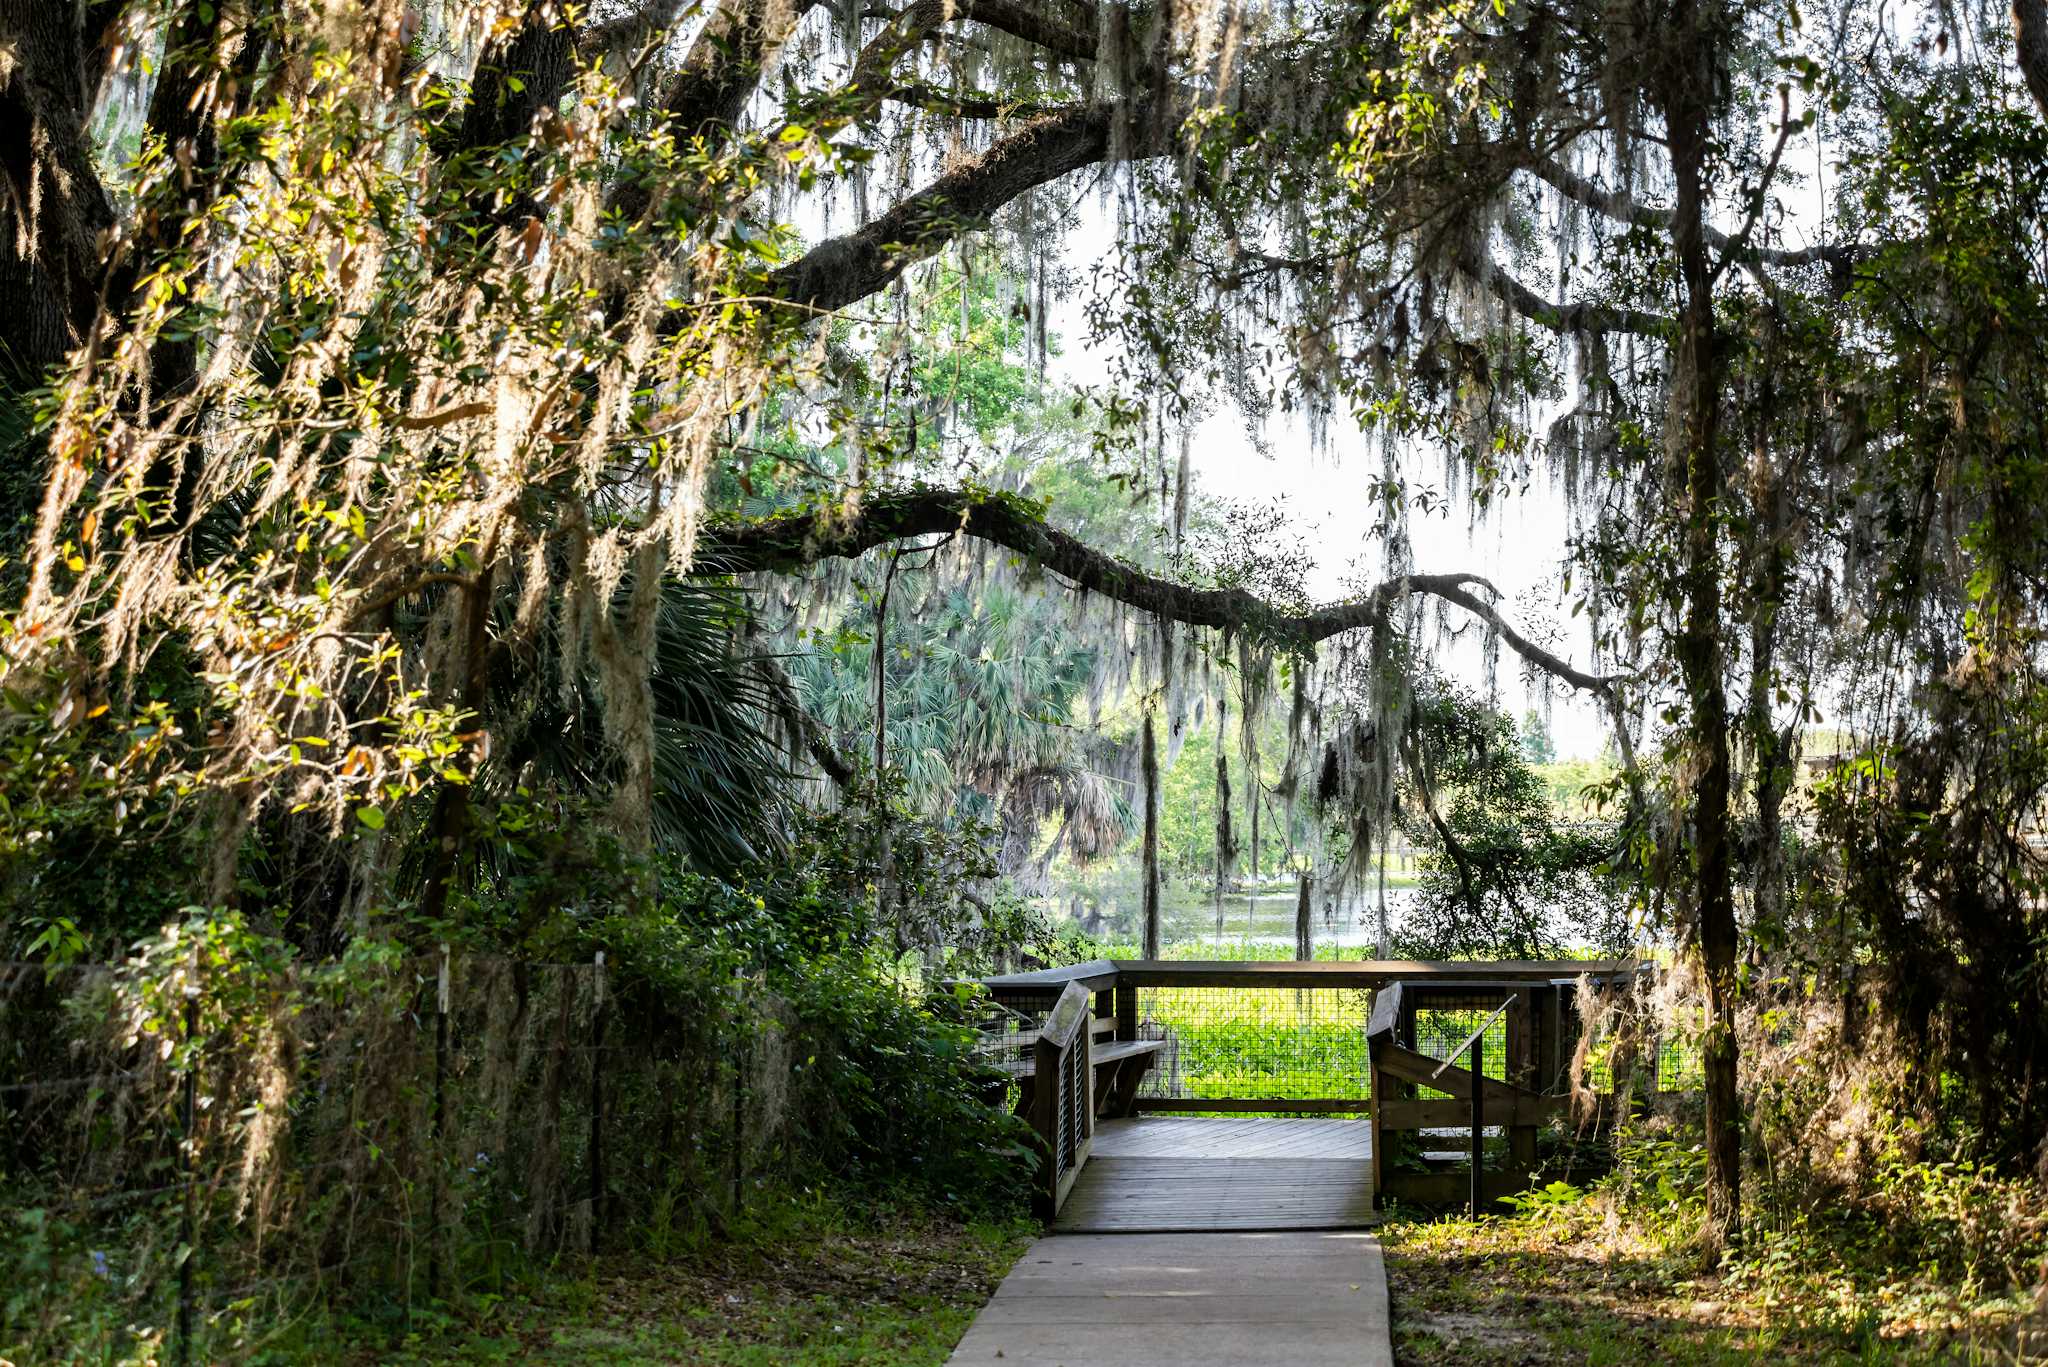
1041,290,1616,760
1016,26,1889,764
1188,414,1610,759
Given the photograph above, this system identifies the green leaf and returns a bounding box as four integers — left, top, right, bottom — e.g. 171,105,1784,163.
356,806,387,831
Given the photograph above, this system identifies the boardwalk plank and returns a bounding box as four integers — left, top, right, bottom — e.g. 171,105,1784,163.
1053,1155,1376,1234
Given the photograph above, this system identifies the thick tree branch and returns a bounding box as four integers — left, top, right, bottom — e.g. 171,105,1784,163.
577,0,691,63
660,0,826,141
1456,244,1670,337
0,1,120,373
883,84,1071,119
952,0,1098,62
769,100,1168,310
701,486,1621,699
753,652,855,784
457,7,577,170
1525,155,1857,273
1709,85,1795,286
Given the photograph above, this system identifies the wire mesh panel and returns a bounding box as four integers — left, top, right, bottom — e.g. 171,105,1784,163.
1133,985,1375,1112
1409,1001,1511,1099
974,989,1059,1101
1658,1038,1705,1092
1571,1017,1705,1093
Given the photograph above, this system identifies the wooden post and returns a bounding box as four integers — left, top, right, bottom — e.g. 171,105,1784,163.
1368,1043,1385,1204
1114,979,1137,1041
1394,990,1418,1196
1365,982,1402,1211
1469,1032,1485,1220
1545,984,1565,1093
1030,982,1092,1220
1507,990,1536,1183
1031,1031,1060,1219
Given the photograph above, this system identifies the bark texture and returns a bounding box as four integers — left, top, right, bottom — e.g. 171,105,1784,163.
2017,0,2048,119
0,0,117,376
1141,709,1161,960
1653,0,1742,1247
703,486,1618,697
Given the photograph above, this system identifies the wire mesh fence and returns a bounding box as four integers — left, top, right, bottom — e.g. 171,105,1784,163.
0,952,814,1364
1132,985,1375,1112
978,976,1710,1117
1657,1037,1705,1092
1408,1004,1512,1098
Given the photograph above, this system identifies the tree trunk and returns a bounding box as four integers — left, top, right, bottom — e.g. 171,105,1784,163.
1213,697,1232,943
1742,354,1797,946
2017,0,2048,119
1656,2,1742,1249
1294,873,1311,961
1245,775,1259,938
1142,709,1161,959
873,548,905,943
417,566,499,934
0,1,118,377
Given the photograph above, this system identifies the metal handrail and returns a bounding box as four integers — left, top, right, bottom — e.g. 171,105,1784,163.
1433,993,1516,1218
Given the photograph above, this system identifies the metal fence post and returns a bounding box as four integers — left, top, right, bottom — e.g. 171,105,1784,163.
589,952,605,1250
430,945,449,1300
178,992,197,1367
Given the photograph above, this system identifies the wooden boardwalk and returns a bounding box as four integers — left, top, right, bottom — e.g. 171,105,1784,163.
1054,1117,1376,1233
1092,1116,1373,1159
945,1230,1392,1367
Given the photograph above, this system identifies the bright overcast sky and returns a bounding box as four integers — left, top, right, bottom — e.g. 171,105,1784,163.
1041,270,1613,760
1021,38,1881,763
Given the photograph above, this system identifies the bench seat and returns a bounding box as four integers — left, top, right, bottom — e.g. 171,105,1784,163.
979,1023,1166,1120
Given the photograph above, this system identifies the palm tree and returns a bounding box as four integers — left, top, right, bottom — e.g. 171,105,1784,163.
787,576,1133,894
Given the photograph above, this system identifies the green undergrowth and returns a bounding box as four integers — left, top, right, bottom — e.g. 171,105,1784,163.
341,1196,1033,1366
1379,1179,2037,1364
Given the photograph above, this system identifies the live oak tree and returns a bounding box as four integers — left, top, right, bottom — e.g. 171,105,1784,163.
6,0,2048,1247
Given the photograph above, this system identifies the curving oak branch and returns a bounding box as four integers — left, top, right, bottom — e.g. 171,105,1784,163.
699,486,1620,698
1523,156,1858,275
769,100,1171,311
1456,244,1671,338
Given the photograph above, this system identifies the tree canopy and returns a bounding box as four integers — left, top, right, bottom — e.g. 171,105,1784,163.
5,0,2048,1262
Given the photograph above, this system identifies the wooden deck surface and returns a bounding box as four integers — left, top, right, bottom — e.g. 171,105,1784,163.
1091,1115,1372,1160
945,1231,1393,1367
1054,1118,1377,1234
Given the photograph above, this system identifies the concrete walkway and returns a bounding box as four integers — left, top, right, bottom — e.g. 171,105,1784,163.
945,1230,1394,1367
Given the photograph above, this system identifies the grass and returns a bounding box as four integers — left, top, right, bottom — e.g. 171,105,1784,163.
344,1203,1033,1366
1379,1202,2030,1364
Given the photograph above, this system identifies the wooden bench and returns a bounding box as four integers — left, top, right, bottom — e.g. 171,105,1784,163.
977,1011,1165,1120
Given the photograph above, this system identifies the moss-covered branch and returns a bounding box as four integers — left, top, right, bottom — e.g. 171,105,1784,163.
701,486,1620,698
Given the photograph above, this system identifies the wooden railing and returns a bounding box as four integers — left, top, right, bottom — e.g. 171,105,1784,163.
973,958,1644,1218
1029,981,1093,1219
1365,979,1575,1208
